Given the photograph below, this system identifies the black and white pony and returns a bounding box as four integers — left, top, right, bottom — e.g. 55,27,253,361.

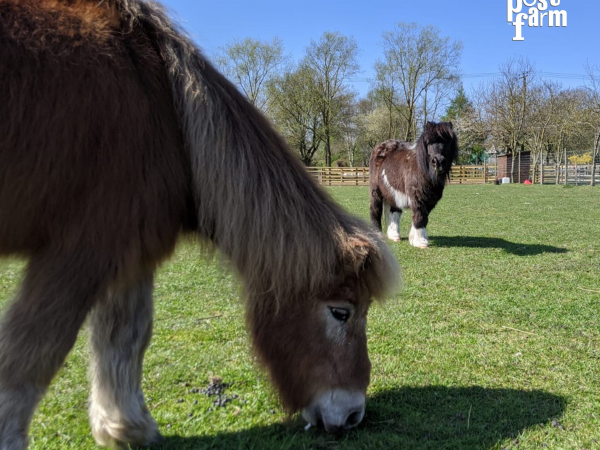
369,122,458,248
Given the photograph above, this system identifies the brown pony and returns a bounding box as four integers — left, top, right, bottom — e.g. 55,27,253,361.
369,122,458,248
0,0,399,448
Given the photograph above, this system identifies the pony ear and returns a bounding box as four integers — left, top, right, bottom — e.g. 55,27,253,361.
340,231,401,301
342,236,373,275
425,121,436,133
416,133,429,173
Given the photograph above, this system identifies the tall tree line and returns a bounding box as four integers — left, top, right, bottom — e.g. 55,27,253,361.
453,57,600,185
214,23,462,167
214,30,599,181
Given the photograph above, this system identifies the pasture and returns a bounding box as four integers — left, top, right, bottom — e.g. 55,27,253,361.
0,184,598,450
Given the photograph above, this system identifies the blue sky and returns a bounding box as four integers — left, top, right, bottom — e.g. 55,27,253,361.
160,0,599,98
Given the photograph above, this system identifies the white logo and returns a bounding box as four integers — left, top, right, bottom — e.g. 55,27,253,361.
508,0,567,41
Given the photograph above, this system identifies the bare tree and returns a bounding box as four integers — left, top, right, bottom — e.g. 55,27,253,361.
547,89,587,184
527,81,561,183
374,23,462,141
215,37,287,112
337,96,361,167
302,32,360,166
353,94,403,164
584,62,600,186
268,67,323,166
479,58,536,181
442,86,486,163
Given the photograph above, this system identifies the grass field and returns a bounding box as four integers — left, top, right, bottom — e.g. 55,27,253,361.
0,184,599,450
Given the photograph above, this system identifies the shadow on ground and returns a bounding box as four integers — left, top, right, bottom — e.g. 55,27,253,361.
430,236,567,256
152,386,566,450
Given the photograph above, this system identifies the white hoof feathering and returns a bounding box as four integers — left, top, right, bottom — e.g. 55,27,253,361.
386,210,402,242
89,392,163,449
409,226,429,248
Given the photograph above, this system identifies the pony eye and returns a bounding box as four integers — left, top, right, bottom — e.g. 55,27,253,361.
329,307,351,322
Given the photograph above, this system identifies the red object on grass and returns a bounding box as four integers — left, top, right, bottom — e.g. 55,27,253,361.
524,179,532,185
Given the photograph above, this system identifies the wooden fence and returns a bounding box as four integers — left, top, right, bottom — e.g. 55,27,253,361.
532,164,600,185
449,165,491,184
305,167,369,186
306,166,493,186
306,164,600,186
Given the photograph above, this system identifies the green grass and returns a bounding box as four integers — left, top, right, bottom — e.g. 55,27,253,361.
0,184,599,449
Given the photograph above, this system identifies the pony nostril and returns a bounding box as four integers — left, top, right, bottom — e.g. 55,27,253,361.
315,412,324,429
308,390,366,433
344,410,363,429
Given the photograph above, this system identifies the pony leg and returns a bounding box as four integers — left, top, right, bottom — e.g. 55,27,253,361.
89,274,162,449
0,251,106,450
409,208,429,248
370,189,384,231
386,207,402,242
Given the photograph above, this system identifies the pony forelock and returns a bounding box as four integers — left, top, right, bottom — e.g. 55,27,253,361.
115,0,400,307
416,121,458,179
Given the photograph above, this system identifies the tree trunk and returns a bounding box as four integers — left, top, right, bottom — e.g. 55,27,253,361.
324,122,331,167
564,148,567,185
518,146,522,183
510,150,516,183
540,150,544,185
591,130,600,186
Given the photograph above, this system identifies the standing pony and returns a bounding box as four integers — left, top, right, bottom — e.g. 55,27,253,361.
369,122,458,248
0,1,399,448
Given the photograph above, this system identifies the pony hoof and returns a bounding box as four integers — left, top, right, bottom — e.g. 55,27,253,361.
146,432,166,448
91,415,162,449
412,241,429,249
387,235,401,242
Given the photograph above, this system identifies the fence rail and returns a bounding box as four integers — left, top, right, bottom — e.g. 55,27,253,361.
306,166,493,186
306,165,600,186
449,165,490,184
532,164,600,185
305,167,369,186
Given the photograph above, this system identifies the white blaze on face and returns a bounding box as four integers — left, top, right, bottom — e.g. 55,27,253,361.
301,304,367,432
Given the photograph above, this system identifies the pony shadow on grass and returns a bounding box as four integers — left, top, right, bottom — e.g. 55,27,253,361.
430,235,568,256
153,386,566,450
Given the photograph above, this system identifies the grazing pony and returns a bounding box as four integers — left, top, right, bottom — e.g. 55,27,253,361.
369,122,458,248
0,0,399,448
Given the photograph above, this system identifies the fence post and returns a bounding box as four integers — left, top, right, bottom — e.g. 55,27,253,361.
484,160,488,184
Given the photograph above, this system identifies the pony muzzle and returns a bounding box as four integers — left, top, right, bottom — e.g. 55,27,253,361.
432,156,446,174
302,389,366,433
